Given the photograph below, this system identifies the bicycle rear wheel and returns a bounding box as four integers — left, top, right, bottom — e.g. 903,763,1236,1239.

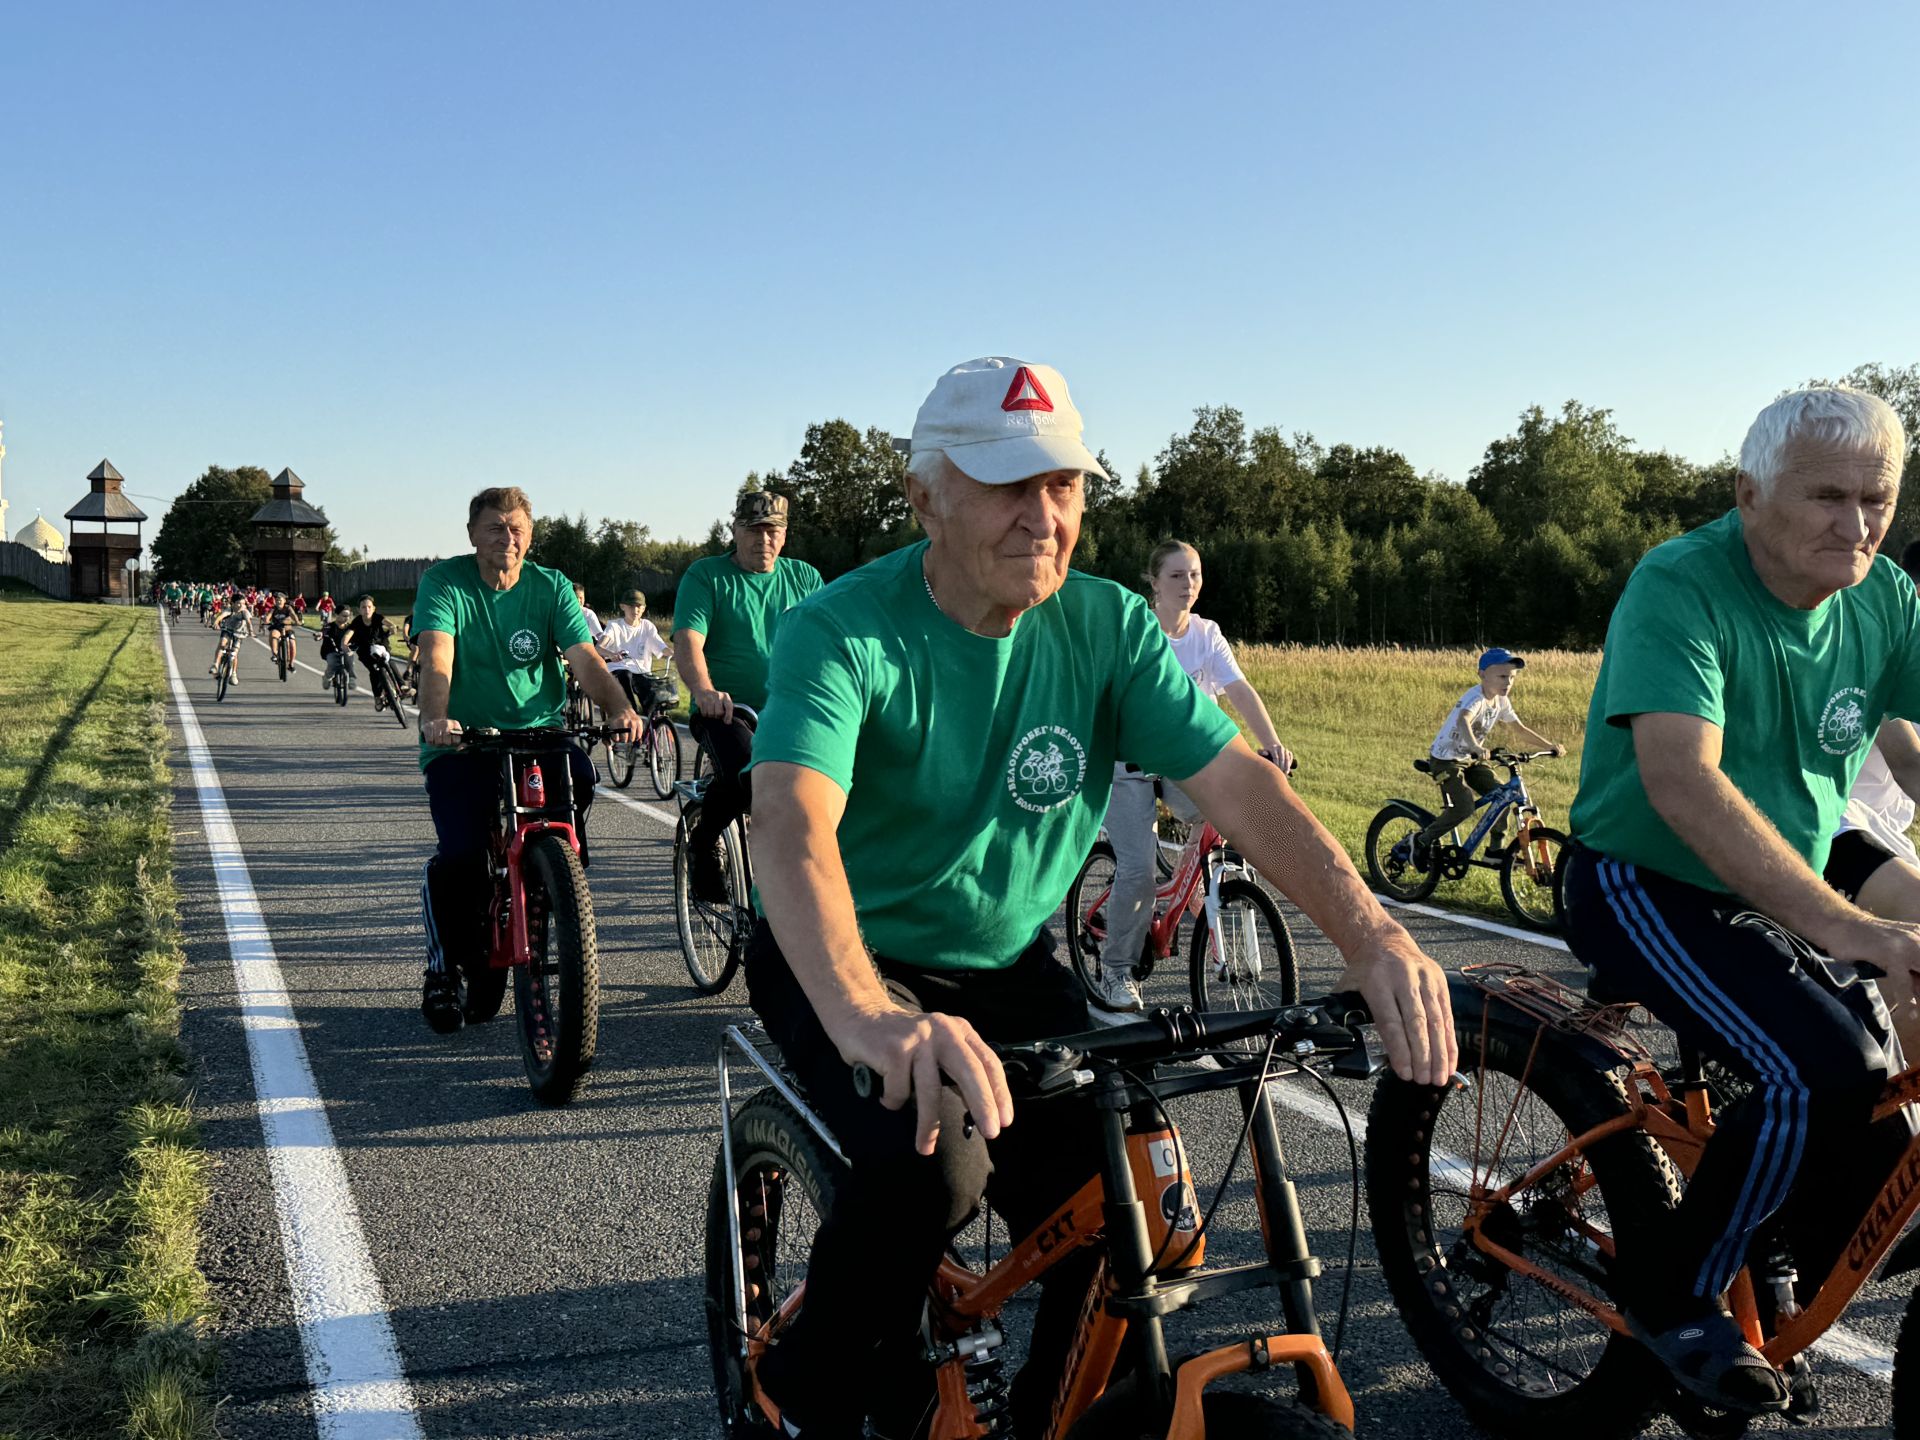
675,811,745,994
1365,804,1440,901
1189,876,1298,1017
646,716,682,800
1366,1021,1680,1439
1500,825,1568,932
705,1093,845,1438
1064,840,1117,996
513,832,599,1105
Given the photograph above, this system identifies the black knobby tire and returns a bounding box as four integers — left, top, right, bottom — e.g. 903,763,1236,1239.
384,666,410,728
1366,803,1440,901
1500,825,1568,932
215,655,230,702
1065,840,1119,998
513,832,599,1105
646,716,681,800
1189,875,1299,1018
704,1093,846,1438
604,731,637,789
1366,1020,1681,1439
1895,1280,1920,1439
1063,1376,1350,1440
675,811,744,994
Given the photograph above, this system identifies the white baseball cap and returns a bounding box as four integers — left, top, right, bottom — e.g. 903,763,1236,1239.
910,356,1104,485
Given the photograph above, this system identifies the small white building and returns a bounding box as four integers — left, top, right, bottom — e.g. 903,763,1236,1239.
14,513,67,564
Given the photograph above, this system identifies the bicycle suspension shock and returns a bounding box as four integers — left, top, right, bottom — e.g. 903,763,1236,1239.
961,1327,1012,1436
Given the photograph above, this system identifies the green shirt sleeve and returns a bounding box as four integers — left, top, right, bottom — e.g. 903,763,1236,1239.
1592,558,1726,729
414,565,457,637
1113,595,1241,780
677,558,715,637
552,572,594,652
749,602,864,794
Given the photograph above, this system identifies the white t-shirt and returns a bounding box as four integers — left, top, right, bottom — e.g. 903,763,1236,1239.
1840,740,1919,865
1165,615,1245,698
598,616,670,675
1431,684,1518,761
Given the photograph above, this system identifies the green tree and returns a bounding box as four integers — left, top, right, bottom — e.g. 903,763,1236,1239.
1318,444,1428,539
1804,363,1920,552
780,420,913,577
150,465,272,579
1468,401,1636,537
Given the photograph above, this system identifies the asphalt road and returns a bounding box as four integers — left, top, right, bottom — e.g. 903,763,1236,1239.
158,614,1901,1439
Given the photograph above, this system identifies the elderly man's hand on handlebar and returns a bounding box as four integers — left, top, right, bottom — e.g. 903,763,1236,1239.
1334,926,1457,1086
833,1004,1014,1156
694,687,735,725
607,706,646,743
423,717,463,748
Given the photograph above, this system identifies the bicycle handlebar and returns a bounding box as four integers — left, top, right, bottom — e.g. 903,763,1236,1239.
460,724,626,750
848,992,1373,1100
1487,748,1556,766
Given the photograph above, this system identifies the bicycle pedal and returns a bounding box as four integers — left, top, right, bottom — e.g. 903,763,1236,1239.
1783,1357,1819,1421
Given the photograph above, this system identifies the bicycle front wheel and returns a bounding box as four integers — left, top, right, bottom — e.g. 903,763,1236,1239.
1063,840,1117,997
1500,825,1568,932
513,832,599,1105
705,1093,845,1439
646,717,682,800
674,811,744,994
1366,1020,1680,1439
604,732,637,789
1189,876,1297,1017
215,657,230,702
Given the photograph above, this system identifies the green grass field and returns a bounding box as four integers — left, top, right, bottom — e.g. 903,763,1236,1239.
1236,644,1601,918
0,601,212,1440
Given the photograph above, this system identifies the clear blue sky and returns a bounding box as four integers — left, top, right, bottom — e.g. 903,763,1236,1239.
4,2,1917,561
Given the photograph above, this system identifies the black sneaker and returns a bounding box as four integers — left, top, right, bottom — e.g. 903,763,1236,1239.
1410,835,1434,871
420,970,465,1034
756,1339,867,1440
1625,1306,1789,1415
691,844,729,905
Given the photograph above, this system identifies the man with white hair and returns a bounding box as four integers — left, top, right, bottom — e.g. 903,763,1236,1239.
1564,387,1920,1414
742,357,1457,1437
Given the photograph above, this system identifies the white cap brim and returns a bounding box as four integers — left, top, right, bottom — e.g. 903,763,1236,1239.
937,431,1105,486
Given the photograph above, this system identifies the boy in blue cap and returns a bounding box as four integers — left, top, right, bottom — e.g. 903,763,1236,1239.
1415,647,1565,864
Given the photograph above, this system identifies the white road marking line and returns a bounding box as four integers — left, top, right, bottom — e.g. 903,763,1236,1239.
161,622,426,1438
1375,894,1570,952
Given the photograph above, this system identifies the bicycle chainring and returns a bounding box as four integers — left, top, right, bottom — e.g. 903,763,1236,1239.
1439,845,1471,881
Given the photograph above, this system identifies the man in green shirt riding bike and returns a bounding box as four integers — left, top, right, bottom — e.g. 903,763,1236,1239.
673,490,822,901
743,356,1456,1438
411,486,644,1034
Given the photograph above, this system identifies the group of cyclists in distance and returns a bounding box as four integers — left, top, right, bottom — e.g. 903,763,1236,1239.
155,360,1920,1435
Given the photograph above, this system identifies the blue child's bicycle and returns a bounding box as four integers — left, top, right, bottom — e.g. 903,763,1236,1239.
1364,748,1566,931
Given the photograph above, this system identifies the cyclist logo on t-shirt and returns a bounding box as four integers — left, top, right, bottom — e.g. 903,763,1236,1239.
1818,687,1870,756
508,628,541,662
1006,725,1088,813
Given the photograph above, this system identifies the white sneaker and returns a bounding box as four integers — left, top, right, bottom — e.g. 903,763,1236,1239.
1095,967,1144,1014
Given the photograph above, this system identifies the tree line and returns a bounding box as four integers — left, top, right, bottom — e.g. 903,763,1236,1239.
150,363,1918,647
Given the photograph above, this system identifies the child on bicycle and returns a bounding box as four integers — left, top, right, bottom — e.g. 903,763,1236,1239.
1414,647,1563,866
319,613,354,690
595,589,672,712
209,604,253,683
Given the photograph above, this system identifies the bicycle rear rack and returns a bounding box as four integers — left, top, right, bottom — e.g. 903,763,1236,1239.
1462,961,1654,1062
717,1023,848,1358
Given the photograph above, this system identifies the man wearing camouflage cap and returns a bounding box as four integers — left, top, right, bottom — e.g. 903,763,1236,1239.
674,489,823,898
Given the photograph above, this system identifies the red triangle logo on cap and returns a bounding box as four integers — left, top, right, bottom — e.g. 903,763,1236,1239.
1001,367,1054,413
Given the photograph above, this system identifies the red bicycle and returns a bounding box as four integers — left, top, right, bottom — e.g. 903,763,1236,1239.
1066,806,1299,1021
456,725,615,1105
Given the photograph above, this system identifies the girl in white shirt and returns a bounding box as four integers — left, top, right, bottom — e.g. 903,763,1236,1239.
1093,540,1293,1012
596,589,672,709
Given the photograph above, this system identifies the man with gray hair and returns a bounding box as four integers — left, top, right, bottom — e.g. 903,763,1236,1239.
1564,386,1920,1414
742,357,1456,1436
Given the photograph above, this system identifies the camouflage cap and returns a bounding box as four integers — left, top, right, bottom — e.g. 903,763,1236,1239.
734,491,789,527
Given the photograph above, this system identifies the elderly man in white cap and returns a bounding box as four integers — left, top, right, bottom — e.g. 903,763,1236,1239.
741,357,1456,1437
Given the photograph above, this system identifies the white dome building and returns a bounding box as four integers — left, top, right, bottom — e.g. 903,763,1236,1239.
14,514,67,564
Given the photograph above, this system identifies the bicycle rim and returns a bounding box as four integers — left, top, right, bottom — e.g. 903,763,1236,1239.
606,736,636,789
675,817,742,994
1065,842,1116,995
647,719,680,800
1189,877,1297,1021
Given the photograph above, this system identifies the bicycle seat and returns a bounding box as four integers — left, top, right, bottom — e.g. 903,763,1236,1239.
1412,758,1434,774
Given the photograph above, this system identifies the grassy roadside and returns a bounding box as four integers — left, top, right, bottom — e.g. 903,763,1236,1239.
1236,644,1601,919
0,601,213,1439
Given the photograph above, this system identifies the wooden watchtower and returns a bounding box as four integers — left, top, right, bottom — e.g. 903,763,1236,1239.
250,469,328,599
64,460,147,601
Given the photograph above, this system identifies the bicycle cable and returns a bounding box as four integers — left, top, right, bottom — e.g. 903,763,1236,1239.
1288,1057,1362,1362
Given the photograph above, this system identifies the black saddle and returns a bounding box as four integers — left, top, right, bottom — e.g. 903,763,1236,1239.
1412,758,1434,774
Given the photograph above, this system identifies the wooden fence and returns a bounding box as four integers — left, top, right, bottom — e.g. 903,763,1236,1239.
0,542,71,599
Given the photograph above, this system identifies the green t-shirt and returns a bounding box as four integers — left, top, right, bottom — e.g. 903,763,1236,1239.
411,556,594,771
1570,510,1920,890
750,542,1242,970
675,552,823,712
